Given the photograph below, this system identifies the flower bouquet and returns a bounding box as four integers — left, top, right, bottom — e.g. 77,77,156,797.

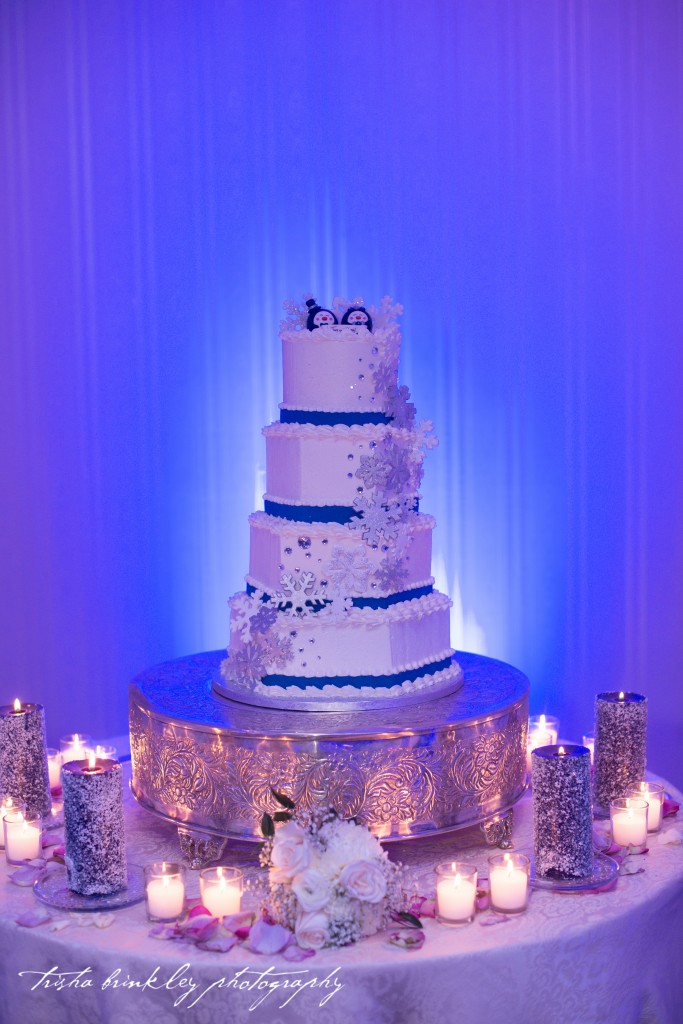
259,792,406,949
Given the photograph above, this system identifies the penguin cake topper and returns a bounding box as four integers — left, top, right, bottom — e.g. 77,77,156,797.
341,304,373,332
305,298,338,331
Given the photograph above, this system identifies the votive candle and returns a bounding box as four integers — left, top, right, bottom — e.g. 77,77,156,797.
435,862,477,925
3,810,42,864
626,782,664,832
199,866,243,917
46,749,62,790
527,715,560,772
489,853,530,914
145,862,186,921
611,797,648,852
582,734,595,765
60,734,92,762
0,795,25,850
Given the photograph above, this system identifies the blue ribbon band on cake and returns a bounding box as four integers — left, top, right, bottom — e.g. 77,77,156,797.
262,655,453,691
264,499,420,525
280,409,392,426
246,582,433,611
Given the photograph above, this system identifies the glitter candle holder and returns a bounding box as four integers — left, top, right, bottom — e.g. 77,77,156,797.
610,797,648,852
532,744,593,880
626,782,664,833
0,796,25,851
62,758,127,895
145,862,186,921
3,810,42,864
526,715,560,772
488,853,530,914
0,702,52,819
594,692,647,817
199,866,243,918
435,862,478,925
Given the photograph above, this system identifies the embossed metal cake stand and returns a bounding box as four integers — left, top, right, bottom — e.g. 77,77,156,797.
129,651,529,867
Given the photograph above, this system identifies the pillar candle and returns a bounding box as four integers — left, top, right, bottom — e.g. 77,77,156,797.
532,744,593,880
0,701,52,819
62,758,127,895
594,692,647,816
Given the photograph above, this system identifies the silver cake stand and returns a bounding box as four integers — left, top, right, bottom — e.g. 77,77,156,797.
129,651,529,867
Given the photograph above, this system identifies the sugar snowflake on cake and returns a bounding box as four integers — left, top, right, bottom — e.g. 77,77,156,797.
326,547,373,595
349,495,403,546
274,571,329,619
385,384,416,429
280,295,315,333
373,553,409,593
229,589,267,642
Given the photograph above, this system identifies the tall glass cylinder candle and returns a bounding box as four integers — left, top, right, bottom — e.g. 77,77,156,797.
532,744,593,880
594,692,647,816
62,758,127,895
0,701,52,819
626,782,664,833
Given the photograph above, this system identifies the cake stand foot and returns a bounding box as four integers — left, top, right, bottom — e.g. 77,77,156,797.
480,809,514,849
177,826,227,869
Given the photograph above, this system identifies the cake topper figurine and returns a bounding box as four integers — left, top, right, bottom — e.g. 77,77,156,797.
305,298,338,330
341,304,373,332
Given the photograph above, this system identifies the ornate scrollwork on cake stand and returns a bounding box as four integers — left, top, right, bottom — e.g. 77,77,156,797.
177,827,227,869
129,651,529,857
480,808,515,848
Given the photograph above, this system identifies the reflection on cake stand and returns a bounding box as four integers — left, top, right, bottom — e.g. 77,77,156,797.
129,651,529,867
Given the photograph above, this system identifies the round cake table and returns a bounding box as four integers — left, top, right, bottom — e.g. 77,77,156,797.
0,759,681,1024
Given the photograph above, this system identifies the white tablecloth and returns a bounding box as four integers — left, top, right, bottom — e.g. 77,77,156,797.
1,761,682,1024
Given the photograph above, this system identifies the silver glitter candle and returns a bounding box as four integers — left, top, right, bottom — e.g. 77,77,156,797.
62,758,127,895
0,701,52,819
532,744,593,880
593,691,647,817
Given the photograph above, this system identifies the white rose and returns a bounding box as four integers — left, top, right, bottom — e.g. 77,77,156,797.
338,859,387,904
270,821,310,883
295,910,329,950
291,868,331,912
320,819,383,873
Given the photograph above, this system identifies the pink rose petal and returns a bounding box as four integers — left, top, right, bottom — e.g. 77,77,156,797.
246,918,293,955
187,904,213,920
663,799,680,818
9,866,39,887
282,943,316,962
16,909,52,928
149,923,178,940
387,928,426,951
478,913,511,927
222,911,256,933
197,932,240,953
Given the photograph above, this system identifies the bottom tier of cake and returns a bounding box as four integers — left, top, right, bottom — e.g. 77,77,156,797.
129,650,529,847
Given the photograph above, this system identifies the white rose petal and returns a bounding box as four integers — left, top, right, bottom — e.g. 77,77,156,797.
291,868,331,913
338,859,387,904
271,823,310,882
295,910,329,950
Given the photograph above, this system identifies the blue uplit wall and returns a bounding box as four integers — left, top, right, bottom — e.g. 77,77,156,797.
2,1,682,784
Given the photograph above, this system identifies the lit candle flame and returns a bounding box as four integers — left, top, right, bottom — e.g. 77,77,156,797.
13,699,21,712
506,859,514,876
88,753,96,769
619,692,625,700
558,746,565,754
539,714,546,727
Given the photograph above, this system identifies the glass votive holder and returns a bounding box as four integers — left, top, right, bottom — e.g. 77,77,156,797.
582,734,595,766
626,782,664,833
610,797,648,853
435,861,478,926
527,715,560,771
3,810,42,864
199,866,243,918
85,744,118,762
46,748,62,790
0,796,25,850
60,733,92,763
488,852,530,914
144,862,186,922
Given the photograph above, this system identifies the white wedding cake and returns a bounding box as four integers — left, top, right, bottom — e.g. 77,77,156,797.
219,296,462,706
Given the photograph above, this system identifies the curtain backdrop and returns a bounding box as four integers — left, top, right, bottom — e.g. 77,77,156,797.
1,0,682,785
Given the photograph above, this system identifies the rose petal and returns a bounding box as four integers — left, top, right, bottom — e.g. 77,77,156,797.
658,827,683,846
282,943,316,962
619,857,645,876
27,858,47,868
149,923,178,940
41,834,62,848
387,928,425,950
222,911,256,934
93,913,115,929
9,866,39,887
187,904,213,920
478,913,512,927
663,799,680,818
197,933,239,953
246,918,293,955
48,919,71,932
16,910,52,928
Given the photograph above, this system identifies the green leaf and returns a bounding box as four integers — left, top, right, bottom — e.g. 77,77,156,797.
260,812,275,838
397,911,422,929
270,787,295,810
273,811,292,822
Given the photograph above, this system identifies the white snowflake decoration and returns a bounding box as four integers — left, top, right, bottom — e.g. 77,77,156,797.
373,554,409,593
280,295,314,334
229,589,266,642
274,571,329,618
326,547,373,595
349,495,402,546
